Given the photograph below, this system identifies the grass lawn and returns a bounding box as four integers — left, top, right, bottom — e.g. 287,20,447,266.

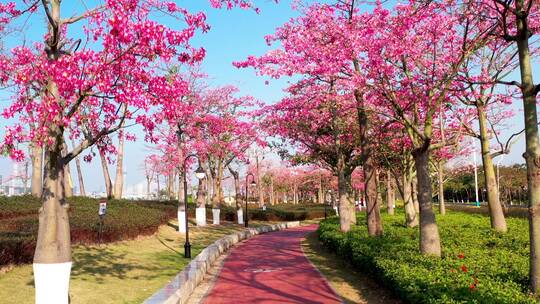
0,220,250,304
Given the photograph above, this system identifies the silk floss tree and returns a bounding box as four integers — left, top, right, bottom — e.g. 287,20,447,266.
191,85,260,225
361,1,489,256
468,0,540,292
235,1,386,235
261,79,363,232
0,0,263,302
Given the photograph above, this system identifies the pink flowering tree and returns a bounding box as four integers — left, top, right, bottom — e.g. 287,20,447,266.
458,0,540,288
0,1,266,301
191,85,260,211
358,1,491,256
235,1,388,235
260,78,362,231
456,43,519,231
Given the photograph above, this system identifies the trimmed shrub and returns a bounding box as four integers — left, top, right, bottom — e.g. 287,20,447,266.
195,203,334,222
0,196,177,266
444,203,528,218
318,211,537,304
1,198,332,266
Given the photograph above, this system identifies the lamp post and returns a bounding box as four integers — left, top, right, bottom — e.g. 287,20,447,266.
245,172,256,228
182,154,206,259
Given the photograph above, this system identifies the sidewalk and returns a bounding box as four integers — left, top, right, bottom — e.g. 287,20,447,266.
202,224,342,304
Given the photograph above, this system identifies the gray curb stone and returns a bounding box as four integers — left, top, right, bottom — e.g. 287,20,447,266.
144,221,301,304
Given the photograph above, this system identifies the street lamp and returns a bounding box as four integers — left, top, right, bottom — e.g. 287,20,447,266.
183,154,205,259
245,172,256,228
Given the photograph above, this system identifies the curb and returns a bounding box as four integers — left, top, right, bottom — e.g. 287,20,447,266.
144,221,301,304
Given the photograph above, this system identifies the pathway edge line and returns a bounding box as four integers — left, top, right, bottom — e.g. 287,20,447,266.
143,221,301,304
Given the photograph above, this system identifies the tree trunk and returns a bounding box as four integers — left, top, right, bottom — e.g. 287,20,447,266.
337,169,352,232
197,177,207,208
437,162,446,216
513,1,540,291
413,146,441,256
365,157,383,236
177,171,185,207
212,160,224,209
387,170,395,215
113,132,125,199
156,174,161,199
478,105,507,232
146,177,151,199
403,172,418,227
31,144,44,197
35,146,71,262
318,175,324,204
269,177,275,205
33,59,71,301
229,167,241,210
61,143,73,198
256,156,264,206
99,150,113,199
293,184,298,205
412,176,420,214
72,139,85,197
167,173,175,200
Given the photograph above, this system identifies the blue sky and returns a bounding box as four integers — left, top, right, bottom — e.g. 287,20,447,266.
0,0,298,193
0,0,534,193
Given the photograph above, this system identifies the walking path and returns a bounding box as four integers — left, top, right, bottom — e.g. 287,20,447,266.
202,224,342,304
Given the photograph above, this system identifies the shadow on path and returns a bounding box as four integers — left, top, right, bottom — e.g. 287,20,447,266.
203,225,342,304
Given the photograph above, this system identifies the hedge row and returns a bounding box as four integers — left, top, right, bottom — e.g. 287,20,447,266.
318,211,537,304
215,203,335,222
1,197,330,266
442,203,529,218
0,197,176,266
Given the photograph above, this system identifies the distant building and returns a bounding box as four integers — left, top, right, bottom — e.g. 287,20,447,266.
0,163,29,196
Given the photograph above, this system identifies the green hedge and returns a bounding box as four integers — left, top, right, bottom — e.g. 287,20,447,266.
318,211,537,304
0,197,177,266
1,198,331,266
443,203,529,218
214,203,335,222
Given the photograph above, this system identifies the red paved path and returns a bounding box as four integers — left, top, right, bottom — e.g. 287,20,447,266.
203,225,342,304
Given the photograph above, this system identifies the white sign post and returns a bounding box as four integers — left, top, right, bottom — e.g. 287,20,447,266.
98,200,107,244
98,201,107,216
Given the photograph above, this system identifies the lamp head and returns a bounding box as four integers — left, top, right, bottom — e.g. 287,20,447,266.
195,166,206,180
250,180,257,187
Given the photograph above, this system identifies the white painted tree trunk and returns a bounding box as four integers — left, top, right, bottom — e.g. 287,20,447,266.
237,208,244,225
212,208,220,225
33,262,72,304
178,210,186,233
196,207,206,226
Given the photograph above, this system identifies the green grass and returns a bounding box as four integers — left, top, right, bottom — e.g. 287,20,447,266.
0,220,249,304
318,211,537,304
